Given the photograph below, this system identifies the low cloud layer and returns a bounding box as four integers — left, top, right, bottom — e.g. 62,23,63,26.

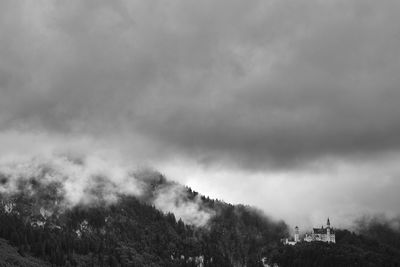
154,184,215,227
163,155,400,230
1,0,400,227
0,154,215,227
0,154,142,207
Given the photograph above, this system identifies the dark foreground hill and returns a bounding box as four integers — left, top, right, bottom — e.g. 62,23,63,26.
0,237,50,267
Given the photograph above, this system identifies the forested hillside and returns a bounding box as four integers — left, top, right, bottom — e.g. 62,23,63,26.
1,165,400,267
0,238,50,267
266,226,400,267
0,170,287,267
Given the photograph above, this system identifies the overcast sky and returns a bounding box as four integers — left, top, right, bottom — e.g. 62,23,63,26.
1,0,400,229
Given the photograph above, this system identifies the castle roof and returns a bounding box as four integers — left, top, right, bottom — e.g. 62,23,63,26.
313,227,335,234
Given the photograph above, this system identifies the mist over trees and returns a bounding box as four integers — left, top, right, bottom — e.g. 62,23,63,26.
1,161,400,266
0,170,287,267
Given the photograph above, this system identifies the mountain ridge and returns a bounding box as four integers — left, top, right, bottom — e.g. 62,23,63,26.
0,163,287,266
1,158,400,266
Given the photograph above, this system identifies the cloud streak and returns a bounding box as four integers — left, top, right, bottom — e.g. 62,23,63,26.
153,184,215,227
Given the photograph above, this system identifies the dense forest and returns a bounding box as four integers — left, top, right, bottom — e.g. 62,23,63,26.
1,169,400,266
0,171,287,266
266,222,400,267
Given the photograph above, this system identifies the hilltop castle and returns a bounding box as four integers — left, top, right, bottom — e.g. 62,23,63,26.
304,218,335,243
283,218,336,245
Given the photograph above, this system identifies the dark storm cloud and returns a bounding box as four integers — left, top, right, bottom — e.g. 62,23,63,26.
1,0,400,168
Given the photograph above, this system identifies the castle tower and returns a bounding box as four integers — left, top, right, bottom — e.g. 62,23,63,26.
326,218,331,242
294,226,299,242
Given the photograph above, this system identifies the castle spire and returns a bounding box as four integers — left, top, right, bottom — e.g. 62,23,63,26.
327,217,330,227
294,226,299,242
